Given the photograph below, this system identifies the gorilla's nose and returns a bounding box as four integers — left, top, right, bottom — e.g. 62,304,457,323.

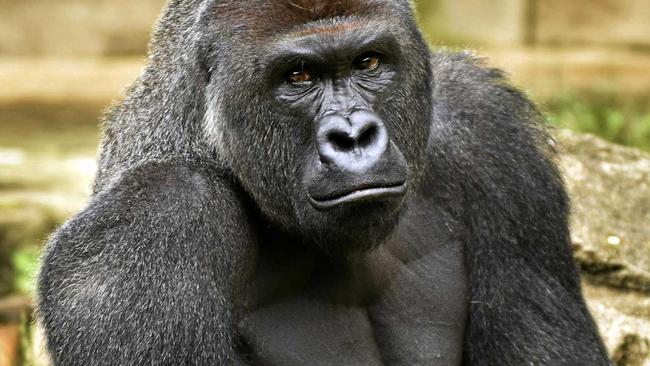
316,111,389,173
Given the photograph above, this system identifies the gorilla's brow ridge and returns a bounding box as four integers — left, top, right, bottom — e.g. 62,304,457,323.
213,0,381,40
290,21,363,37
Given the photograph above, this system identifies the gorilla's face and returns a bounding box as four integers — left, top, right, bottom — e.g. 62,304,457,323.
205,13,432,254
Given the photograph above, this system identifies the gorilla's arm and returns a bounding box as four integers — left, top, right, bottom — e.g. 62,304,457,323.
429,52,610,365
38,159,255,366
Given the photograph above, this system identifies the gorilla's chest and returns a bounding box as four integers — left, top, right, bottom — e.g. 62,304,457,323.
238,204,468,366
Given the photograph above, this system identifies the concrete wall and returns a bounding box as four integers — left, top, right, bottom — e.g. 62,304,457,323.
536,0,650,47
418,0,650,48
418,0,531,46
0,0,166,56
0,0,649,55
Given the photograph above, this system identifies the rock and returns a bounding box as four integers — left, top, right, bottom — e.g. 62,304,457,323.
613,334,650,366
557,129,650,366
584,284,650,366
556,129,650,292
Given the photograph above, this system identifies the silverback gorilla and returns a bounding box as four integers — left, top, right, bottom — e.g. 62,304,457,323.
38,0,610,365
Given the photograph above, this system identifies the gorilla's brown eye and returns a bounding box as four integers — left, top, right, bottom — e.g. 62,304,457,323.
287,67,312,84
355,53,381,71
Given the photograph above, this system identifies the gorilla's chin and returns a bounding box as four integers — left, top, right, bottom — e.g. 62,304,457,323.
298,196,407,257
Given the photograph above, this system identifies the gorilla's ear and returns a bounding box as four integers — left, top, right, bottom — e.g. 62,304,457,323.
94,0,216,191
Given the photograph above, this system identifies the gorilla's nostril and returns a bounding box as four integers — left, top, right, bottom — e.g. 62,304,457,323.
357,125,378,148
316,112,389,172
328,132,356,152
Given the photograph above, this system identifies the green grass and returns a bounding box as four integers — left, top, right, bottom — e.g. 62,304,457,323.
12,247,40,296
545,93,650,151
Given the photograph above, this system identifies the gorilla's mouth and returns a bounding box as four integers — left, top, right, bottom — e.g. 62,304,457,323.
308,181,407,211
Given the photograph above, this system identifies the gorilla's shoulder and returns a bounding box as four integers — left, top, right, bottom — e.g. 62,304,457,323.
430,50,512,95
428,49,547,143
47,158,245,259
426,50,559,197
83,158,242,230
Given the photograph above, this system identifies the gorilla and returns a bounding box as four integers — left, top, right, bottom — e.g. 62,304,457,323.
38,0,611,365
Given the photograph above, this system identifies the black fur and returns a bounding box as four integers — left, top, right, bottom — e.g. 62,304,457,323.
38,0,610,365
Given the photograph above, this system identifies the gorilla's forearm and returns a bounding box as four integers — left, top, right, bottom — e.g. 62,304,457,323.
38,159,256,366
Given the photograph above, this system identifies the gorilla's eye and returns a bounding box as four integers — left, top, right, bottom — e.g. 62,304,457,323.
355,53,381,71
287,65,313,85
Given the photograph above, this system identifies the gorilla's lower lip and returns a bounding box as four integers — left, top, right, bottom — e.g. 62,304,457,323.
308,183,407,210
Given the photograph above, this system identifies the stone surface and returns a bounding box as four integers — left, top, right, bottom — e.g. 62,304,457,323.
584,284,650,366
556,130,650,293
556,130,650,366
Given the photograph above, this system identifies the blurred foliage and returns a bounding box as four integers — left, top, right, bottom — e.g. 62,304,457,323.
12,248,39,296
546,94,650,151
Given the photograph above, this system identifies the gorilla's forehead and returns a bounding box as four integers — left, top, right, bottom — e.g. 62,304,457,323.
289,19,365,37
212,0,398,40
265,18,399,63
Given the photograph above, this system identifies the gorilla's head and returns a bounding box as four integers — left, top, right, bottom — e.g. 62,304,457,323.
203,0,432,254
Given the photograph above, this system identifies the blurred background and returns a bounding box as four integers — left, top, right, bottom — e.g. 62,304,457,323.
0,1,649,365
